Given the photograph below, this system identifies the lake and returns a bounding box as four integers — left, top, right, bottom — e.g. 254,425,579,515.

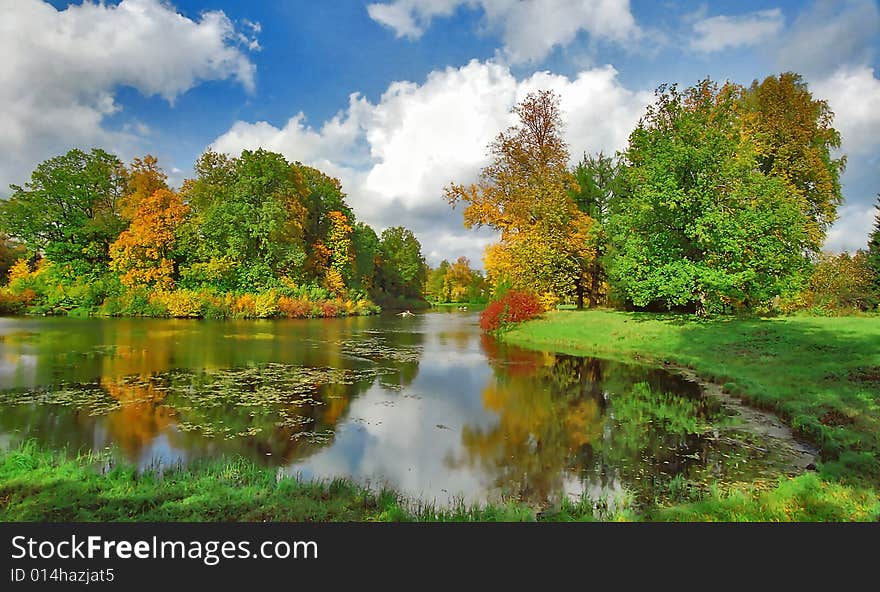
0,311,814,507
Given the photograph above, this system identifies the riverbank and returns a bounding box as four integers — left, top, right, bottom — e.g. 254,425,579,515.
2,442,876,522
502,309,880,517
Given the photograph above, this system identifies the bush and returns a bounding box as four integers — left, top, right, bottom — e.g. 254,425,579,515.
479,290,543,333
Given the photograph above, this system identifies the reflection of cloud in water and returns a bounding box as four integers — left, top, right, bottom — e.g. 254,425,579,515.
287,381,498,505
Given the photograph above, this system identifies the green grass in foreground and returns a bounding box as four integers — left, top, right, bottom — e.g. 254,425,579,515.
504,309,880,482
2,441,878,522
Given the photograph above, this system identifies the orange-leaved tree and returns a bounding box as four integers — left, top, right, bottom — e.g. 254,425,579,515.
445,90,595,306
110,188,189,289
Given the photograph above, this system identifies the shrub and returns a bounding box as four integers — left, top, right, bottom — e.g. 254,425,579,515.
254,290,279,318
150,290,203,318
479,290,543,333
277,296,313,319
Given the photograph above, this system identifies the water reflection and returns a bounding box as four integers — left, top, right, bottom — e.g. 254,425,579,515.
0,313,800,506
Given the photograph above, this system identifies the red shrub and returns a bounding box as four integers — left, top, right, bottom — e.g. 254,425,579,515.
320,301,339,318
479,290,543,332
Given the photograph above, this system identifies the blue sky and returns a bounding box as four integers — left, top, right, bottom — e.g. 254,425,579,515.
5,0,879,264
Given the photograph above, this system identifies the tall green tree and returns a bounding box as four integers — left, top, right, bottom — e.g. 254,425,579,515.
608,80,812,313
179,149,307,290
570,152,623,306
375,226,427,301
868,195,880,300
0,148,127,276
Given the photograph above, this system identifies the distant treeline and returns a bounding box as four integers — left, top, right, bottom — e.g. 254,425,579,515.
0,149,429,317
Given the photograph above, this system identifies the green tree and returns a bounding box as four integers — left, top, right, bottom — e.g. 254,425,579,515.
375,226,427,301
179,149,307,291
868,195,880,300
352,222,380,292
570,152,624,306
0,148,127,276
426,260,451,302
608,80,812,313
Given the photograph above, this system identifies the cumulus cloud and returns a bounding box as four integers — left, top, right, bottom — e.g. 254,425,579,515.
689,8,784,53
826,202,878,253
774,0,879,78
0,0,258,193
367,0,641,64
811,66,880,156
211,59,652,266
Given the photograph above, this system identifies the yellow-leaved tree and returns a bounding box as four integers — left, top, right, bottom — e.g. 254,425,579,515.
445,90,596,306
110,188,189,289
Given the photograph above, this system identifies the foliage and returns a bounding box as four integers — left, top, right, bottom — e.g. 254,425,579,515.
374,226,428,301
0,148,127,276
427,257,487,303
741,72,845,251
479,290,543,332
0,234,26,284
110,189,188,289
446,90,597,304
868,195,880,299
608,80,812,314
799,251,876,314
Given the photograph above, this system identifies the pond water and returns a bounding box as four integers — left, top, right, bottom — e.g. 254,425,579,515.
0,311,813,507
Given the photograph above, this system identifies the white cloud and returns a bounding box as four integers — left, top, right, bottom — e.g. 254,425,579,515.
774,0,879,78
0,0,258,193
690,9,784,53
211,59,651,266
812,66,880,156
826,202,878,253
367,0,641,64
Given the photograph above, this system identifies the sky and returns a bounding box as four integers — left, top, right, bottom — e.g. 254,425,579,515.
1,0,878,266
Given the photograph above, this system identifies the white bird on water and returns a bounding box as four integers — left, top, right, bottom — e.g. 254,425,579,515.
397,310,415,317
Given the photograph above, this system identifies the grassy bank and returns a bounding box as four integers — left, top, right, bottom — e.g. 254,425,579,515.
0,442,594,522
2,441,877,522
504,309,880,484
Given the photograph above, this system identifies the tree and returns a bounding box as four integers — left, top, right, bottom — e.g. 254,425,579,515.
324,211,354,296
375,226,427,300
868,195,880,299
120,155,169,220
0,234,26,285
0,148,127,275
608,80,812,313
109,189,189,289
179,149,307,291
445,90,596,305
352,222,380,291
741,73,846,251
443,256,485,302
426,260,451,302
570,152,624,306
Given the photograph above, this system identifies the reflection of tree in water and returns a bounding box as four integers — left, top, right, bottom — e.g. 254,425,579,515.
454,336,723,506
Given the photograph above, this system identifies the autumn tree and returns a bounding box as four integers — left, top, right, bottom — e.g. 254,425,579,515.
324,210,354,296
0,234,26,285
426,260,452,302
443,256,486,302
0,149,128,276
120,155,169,220
110,189,189,289
608,80,812,313
741,73,846,250
446,90,595,306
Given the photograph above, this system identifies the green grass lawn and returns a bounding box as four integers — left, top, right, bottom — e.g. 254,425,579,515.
501,309,880,520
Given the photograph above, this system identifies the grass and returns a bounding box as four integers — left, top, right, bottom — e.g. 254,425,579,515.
0,441,602,522
501,308,880,520
504,310,880,477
